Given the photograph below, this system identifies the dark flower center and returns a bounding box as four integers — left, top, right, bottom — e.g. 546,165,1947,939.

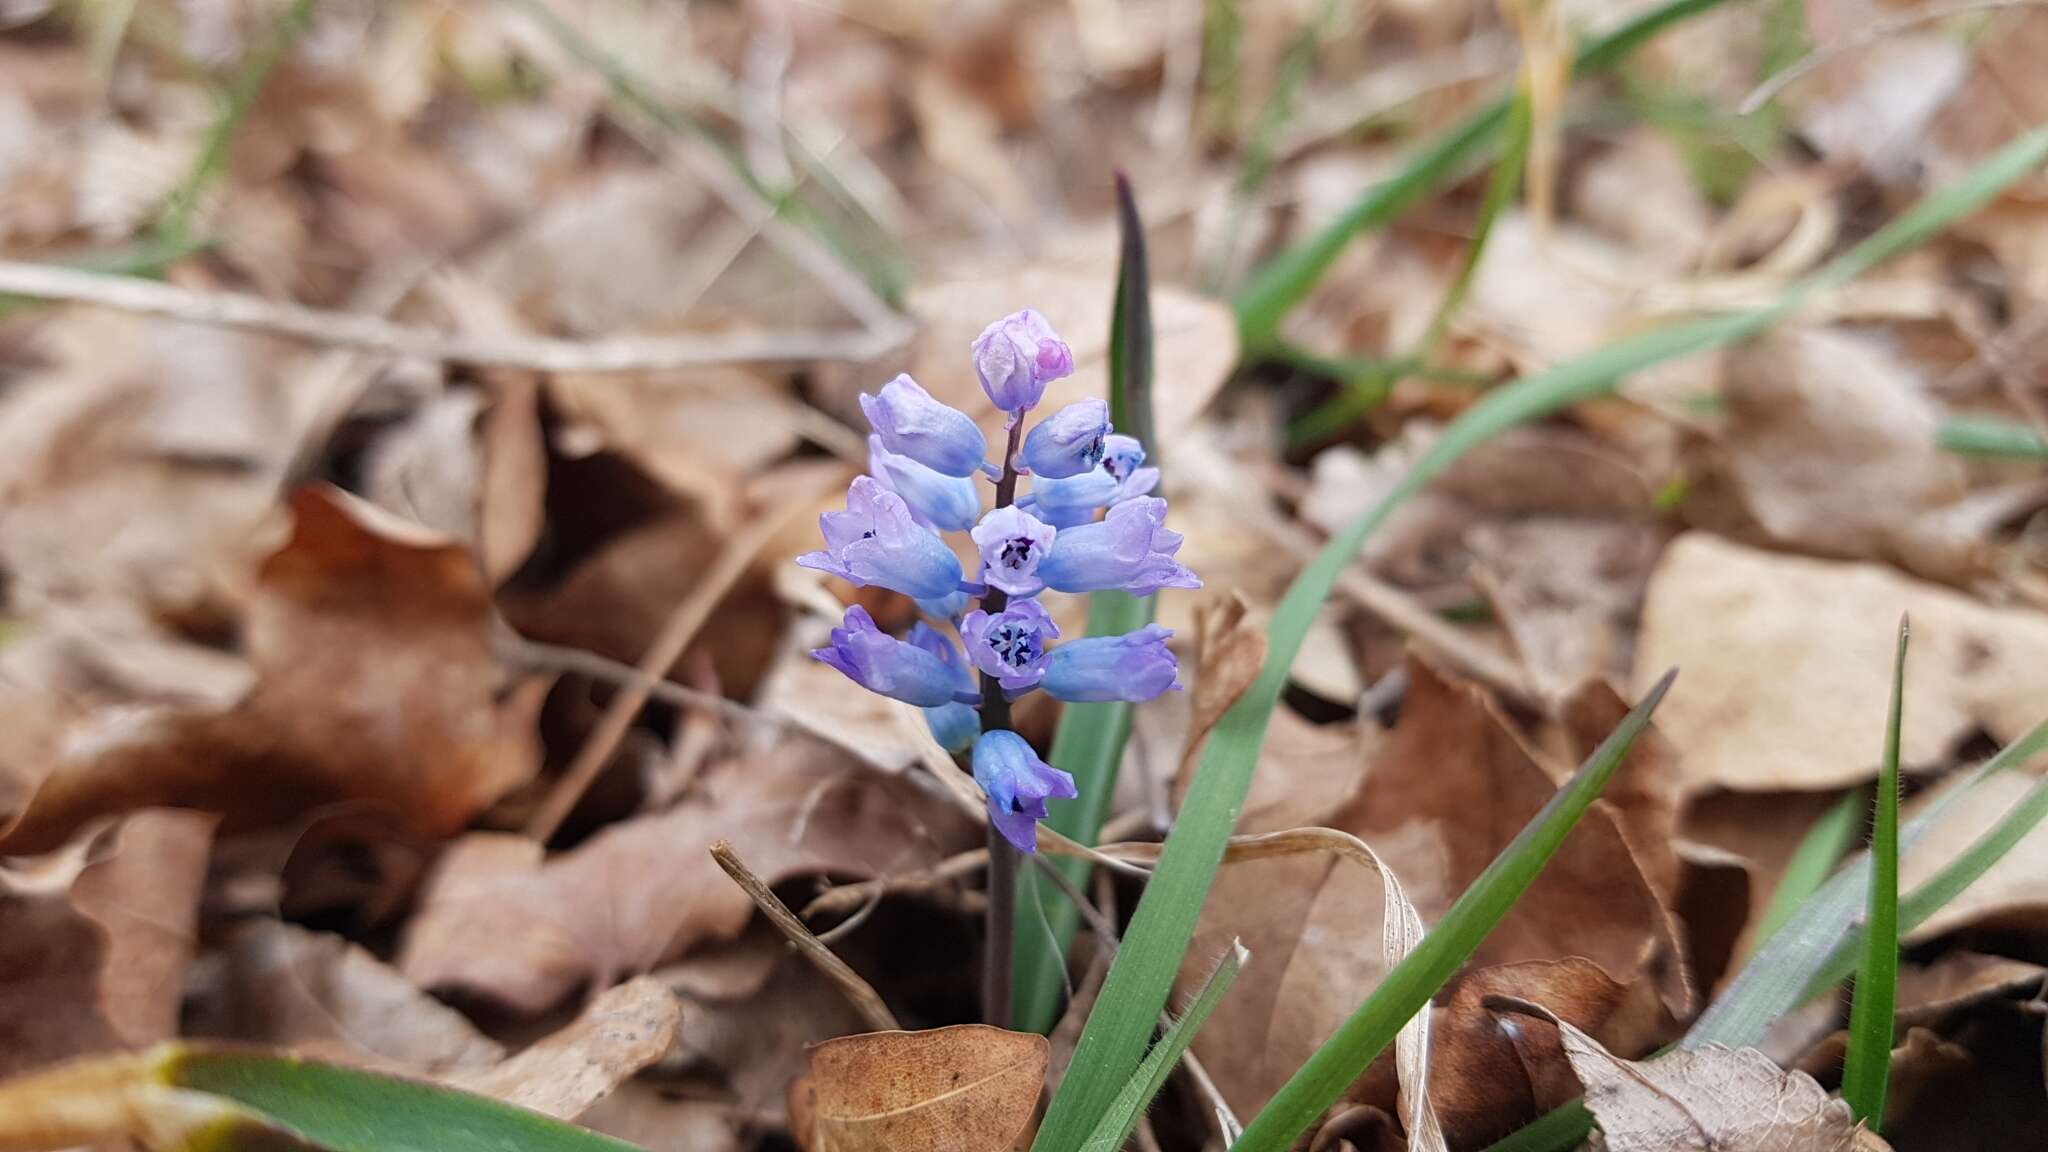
860,529,877,540
987,620,1041,669
997,536,1039,570
1082,434,1106,470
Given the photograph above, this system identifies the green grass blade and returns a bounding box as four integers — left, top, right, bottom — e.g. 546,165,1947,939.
1477,1099,1595,1152
1228,673,1675,1152
156,0,315,253
1288,84,1531,445
1079,941,1248,1152
1014,174,1161,1034
1035,127,2048,1152
1938,414,2048,459
1231,0,1733,353
170,1049,640,1152
1841,619,1907,1124
1747,787,1863,960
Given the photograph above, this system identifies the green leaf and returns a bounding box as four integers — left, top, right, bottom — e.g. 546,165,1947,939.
1289,83,1532,445
1037,125,2048,1152
172,1051,638,1152
1747,786,1862,960
1938,413,2048,459
1078,941,1248,1152
1841,619,1907,1124
1013,173,1161,1035
1227,672,1675,1152
1232,0,1735,353
1477,1098,1595,1152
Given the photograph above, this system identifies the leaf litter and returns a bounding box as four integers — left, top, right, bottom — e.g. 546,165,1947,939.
5,2,2048,1151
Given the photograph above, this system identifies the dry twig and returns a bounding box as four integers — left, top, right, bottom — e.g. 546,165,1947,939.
710,839,900,1033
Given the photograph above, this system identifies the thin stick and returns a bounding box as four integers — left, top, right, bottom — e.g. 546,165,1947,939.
0,260,906,370
710,840,899,1033
499,633,778,729
802,849,990,918
1739,0,2045,115
525,467,845,841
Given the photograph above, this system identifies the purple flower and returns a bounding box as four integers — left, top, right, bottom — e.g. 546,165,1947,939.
813,607,978,707
1023,458,1160,529
960,599,1060,691
860,374,988,478
870,435,979,533
972,729,1077,853
1020,399,1110,479
1044,625,1180,702
969,505,1056,597
973,309,1073,417
798,476,964,601
924,702,980,753
1101,434,1146,483
1036,497,1199,596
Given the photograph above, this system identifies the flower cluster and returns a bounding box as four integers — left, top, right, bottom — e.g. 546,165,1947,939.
799,309,1198,853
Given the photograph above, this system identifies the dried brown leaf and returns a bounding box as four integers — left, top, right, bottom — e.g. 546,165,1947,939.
399,741,974,1013
1491,998,1892,1152
1635,533,2048,792
797,1025,1048,1152
0,809,213,1076
453,976,680,1120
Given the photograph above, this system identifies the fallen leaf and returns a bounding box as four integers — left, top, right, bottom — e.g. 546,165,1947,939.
0,486,542,853
0,809,213,1076
454,976,681,1120
191,920,505,1074
1720,326,1974,582
1489,997,1892,1151
399,740,975,1013
1633,533,2048,792
796,1025,1048,1152
1469,517,1662,702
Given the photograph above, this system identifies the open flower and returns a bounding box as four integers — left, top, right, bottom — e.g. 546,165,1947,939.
972,729,1077,853
798,476,964,600
1099,433,1160,502
813,607,978,708
960,599,1060,691
973,309,1073,417
870,435,980,532
1036,497,1200,596
860,374,988,478
1043,625,1179,702
1019,399,1110,479
969,505,1056,597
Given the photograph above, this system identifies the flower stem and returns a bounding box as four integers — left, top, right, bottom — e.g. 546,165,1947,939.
980,419,1026,1027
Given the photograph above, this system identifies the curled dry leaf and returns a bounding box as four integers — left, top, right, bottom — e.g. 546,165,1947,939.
1487,997,1892,1152
399,740,975,1013
791,1025,1049,1152
0,486,542,854
1634,533,2048,792
453,976,681,1121
0,809,214,1077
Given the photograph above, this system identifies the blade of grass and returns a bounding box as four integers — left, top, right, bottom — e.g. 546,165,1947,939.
1232,0,1734,353
1035,127,2048,1152
1841,618,1908,1124
1288,84,1532,445
156,0,315,254
1078,941,1249,1152
1938,413,2048,459
1477,1099,1595,1152
1013,174,1161,1034
1231,673,1675,1152
1746,786,1864,960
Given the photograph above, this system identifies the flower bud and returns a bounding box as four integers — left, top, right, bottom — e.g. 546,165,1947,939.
1043,625,1179,702
972,309,1073,417
1019,399,1110,479
860,374,988,478
798,476,964,601
972,729,1077,853
812,608,976,708
1036,497,1199,596
869,435,980,532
